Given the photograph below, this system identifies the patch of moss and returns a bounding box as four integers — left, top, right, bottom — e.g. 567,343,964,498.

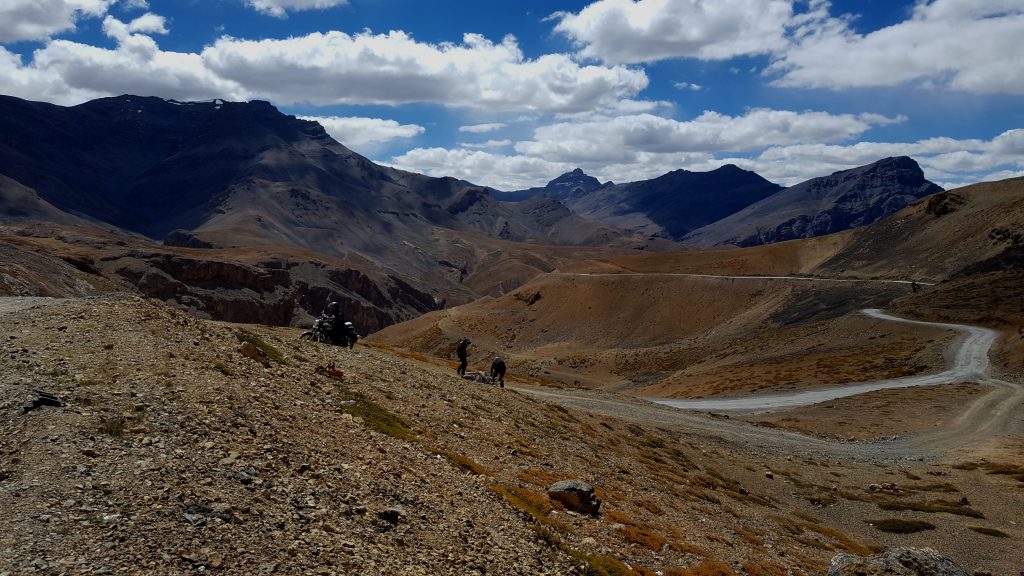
212,361,233,376
578,554,632,576
337,388,414,440
444,451,493,476
530,526,630,576
235,330,286,364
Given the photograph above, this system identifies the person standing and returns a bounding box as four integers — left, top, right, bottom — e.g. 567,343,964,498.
456,338,470,376
324,301,346,346
490,356,506,388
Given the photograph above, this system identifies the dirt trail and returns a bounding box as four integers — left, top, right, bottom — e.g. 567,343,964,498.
0,296,61,315
553,271,936,286
653,309,998,412
516,309,1023,463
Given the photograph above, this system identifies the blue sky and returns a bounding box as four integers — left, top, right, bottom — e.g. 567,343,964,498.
1,0,1022,190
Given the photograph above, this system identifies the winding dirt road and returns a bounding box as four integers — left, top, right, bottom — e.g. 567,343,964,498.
552,271,936,286
0,296,61,315
653,309,997,412
516,308,1023,463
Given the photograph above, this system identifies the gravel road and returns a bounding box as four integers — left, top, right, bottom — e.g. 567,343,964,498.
652,309,997,412
516,309,1023,463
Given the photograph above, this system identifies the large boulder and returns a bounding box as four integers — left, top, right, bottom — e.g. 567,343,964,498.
547,480,600,516
827,547,969,576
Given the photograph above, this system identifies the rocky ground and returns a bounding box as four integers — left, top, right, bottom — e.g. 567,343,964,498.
1,296,1021,575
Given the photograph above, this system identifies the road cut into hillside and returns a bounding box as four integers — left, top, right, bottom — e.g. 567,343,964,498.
519,308,1023,460
554,271,936,286
651,309,996,412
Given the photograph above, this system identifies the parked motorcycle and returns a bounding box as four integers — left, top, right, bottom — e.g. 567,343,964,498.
300,315,359,348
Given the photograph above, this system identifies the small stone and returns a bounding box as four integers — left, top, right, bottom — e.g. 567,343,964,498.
378,506,406,525
765,471,774,479
82,448,97,458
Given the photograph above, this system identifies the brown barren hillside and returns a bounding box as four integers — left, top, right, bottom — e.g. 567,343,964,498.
818,177,1024,280
371,177,1024,398
2,295,1021,575
1,221,651,333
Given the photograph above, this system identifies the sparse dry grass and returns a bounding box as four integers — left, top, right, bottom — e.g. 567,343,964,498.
234,329,286,364
665,560,738,576
488,483,565,530
968,526,1010,538
532,525,631,576
740,561,789,576
877,499,984,518
444,451,492,477
619,524,668,551
212,361,233,375
517,467,561,488
865,518,936,534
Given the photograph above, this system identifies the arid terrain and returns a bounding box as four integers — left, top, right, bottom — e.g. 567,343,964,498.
1,146,1022,573
1,294,1022,575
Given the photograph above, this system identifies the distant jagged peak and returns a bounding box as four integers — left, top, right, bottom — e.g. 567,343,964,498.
830,155,924,177
713,163,746,173
546,168,602,191
819,156,938,190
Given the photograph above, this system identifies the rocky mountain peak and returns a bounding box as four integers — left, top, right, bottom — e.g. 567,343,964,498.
684,156,943,247
546,168,602,192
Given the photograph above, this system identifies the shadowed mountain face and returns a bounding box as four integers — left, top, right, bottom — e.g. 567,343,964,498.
504,165,783,239
684,157,943,247
0,94,644,329
0,94,623,247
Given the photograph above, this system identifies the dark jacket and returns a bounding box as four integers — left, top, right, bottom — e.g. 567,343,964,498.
490,358,506,378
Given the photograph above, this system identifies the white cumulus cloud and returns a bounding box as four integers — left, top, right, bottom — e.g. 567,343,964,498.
391,113,1022,191
389,147,577,191
201,31,650,113
1,25,650,114
514,109,902,163
552,0,793,64
9,15,242,104
299,115,424,152
0,0,115,43
459,139,512,150
101,12,167,41
769,0,1024,95
729,128,1024,186
459,122,507,134
244,0,348,18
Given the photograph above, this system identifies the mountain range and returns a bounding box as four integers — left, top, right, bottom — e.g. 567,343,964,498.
1,94,946,331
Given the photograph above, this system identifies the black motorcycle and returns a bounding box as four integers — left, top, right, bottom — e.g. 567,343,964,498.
301,315,358,348
300,314,332,343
